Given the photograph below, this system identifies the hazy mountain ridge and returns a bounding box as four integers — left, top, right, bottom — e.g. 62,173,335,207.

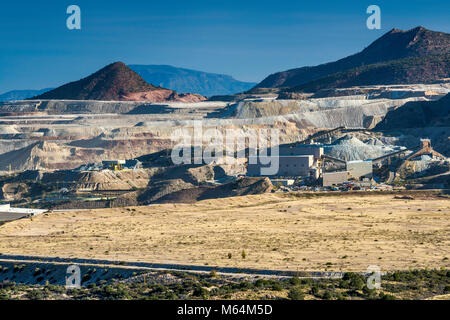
6,64,253,101
129,64,256,97
0,88,53,102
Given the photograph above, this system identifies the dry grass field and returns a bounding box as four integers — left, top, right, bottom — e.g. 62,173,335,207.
0,192,448,272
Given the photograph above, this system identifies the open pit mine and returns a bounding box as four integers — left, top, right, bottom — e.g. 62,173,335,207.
0,80,449,209
0,24,449,302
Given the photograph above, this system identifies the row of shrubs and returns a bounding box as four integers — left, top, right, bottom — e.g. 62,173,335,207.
0,269,448,300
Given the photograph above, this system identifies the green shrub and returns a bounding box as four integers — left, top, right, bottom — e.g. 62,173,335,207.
288,287,304,300
321,290,333,300
362,286,377,298
343,272,366,290
290,277,301,286
379,293,396,300
271,283,283,291
310,285,320,297
193,286,209,298
26,289,46,300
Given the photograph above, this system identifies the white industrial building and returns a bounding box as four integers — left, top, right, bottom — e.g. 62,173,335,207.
346,160,373,179
246,144,375,185
0,204,47,222
279,146,324,164
322,171,350,187
247,145,323,178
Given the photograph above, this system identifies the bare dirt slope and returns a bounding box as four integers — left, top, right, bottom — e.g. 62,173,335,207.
0,193,448,272
154,177,273,204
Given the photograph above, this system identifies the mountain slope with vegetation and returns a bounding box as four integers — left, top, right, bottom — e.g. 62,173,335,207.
253,26,450,90
286,54,450,93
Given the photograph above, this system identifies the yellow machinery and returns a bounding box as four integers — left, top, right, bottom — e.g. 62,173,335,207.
102,160,125,171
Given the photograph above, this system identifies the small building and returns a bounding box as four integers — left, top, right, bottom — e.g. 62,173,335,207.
322,171,350,187
279,145,324,164
248,155,313,177
246,144,323,178
278,155,314,177
346,160,373,179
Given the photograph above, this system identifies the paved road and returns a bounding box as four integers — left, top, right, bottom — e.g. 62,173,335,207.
0,212,30,223
0,254,354,279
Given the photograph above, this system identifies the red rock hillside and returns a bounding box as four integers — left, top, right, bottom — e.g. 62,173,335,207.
30,62,206,102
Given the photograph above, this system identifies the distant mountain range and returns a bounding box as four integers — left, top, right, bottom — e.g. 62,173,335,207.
29,62,205,102
4,26,448,101
0,65,255,101
0,88,54,102
252,26,450,93
128,64,256,97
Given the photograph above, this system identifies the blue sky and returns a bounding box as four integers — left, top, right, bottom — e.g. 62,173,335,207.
0,0,449,93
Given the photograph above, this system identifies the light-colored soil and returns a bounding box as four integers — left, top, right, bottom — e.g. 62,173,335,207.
0,193,448,272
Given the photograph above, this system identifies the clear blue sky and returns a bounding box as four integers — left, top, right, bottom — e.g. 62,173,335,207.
0,0,449,93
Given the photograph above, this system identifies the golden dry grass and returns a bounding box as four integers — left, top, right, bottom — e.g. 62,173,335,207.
0,193,449,272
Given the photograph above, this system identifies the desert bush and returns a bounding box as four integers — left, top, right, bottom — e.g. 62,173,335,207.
25,289,46,300
321,290,333,300
379,292,396,300
288,287,304,300
310,285,320,297
192,286,209,298
290,277,301,286
342,272,366,290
